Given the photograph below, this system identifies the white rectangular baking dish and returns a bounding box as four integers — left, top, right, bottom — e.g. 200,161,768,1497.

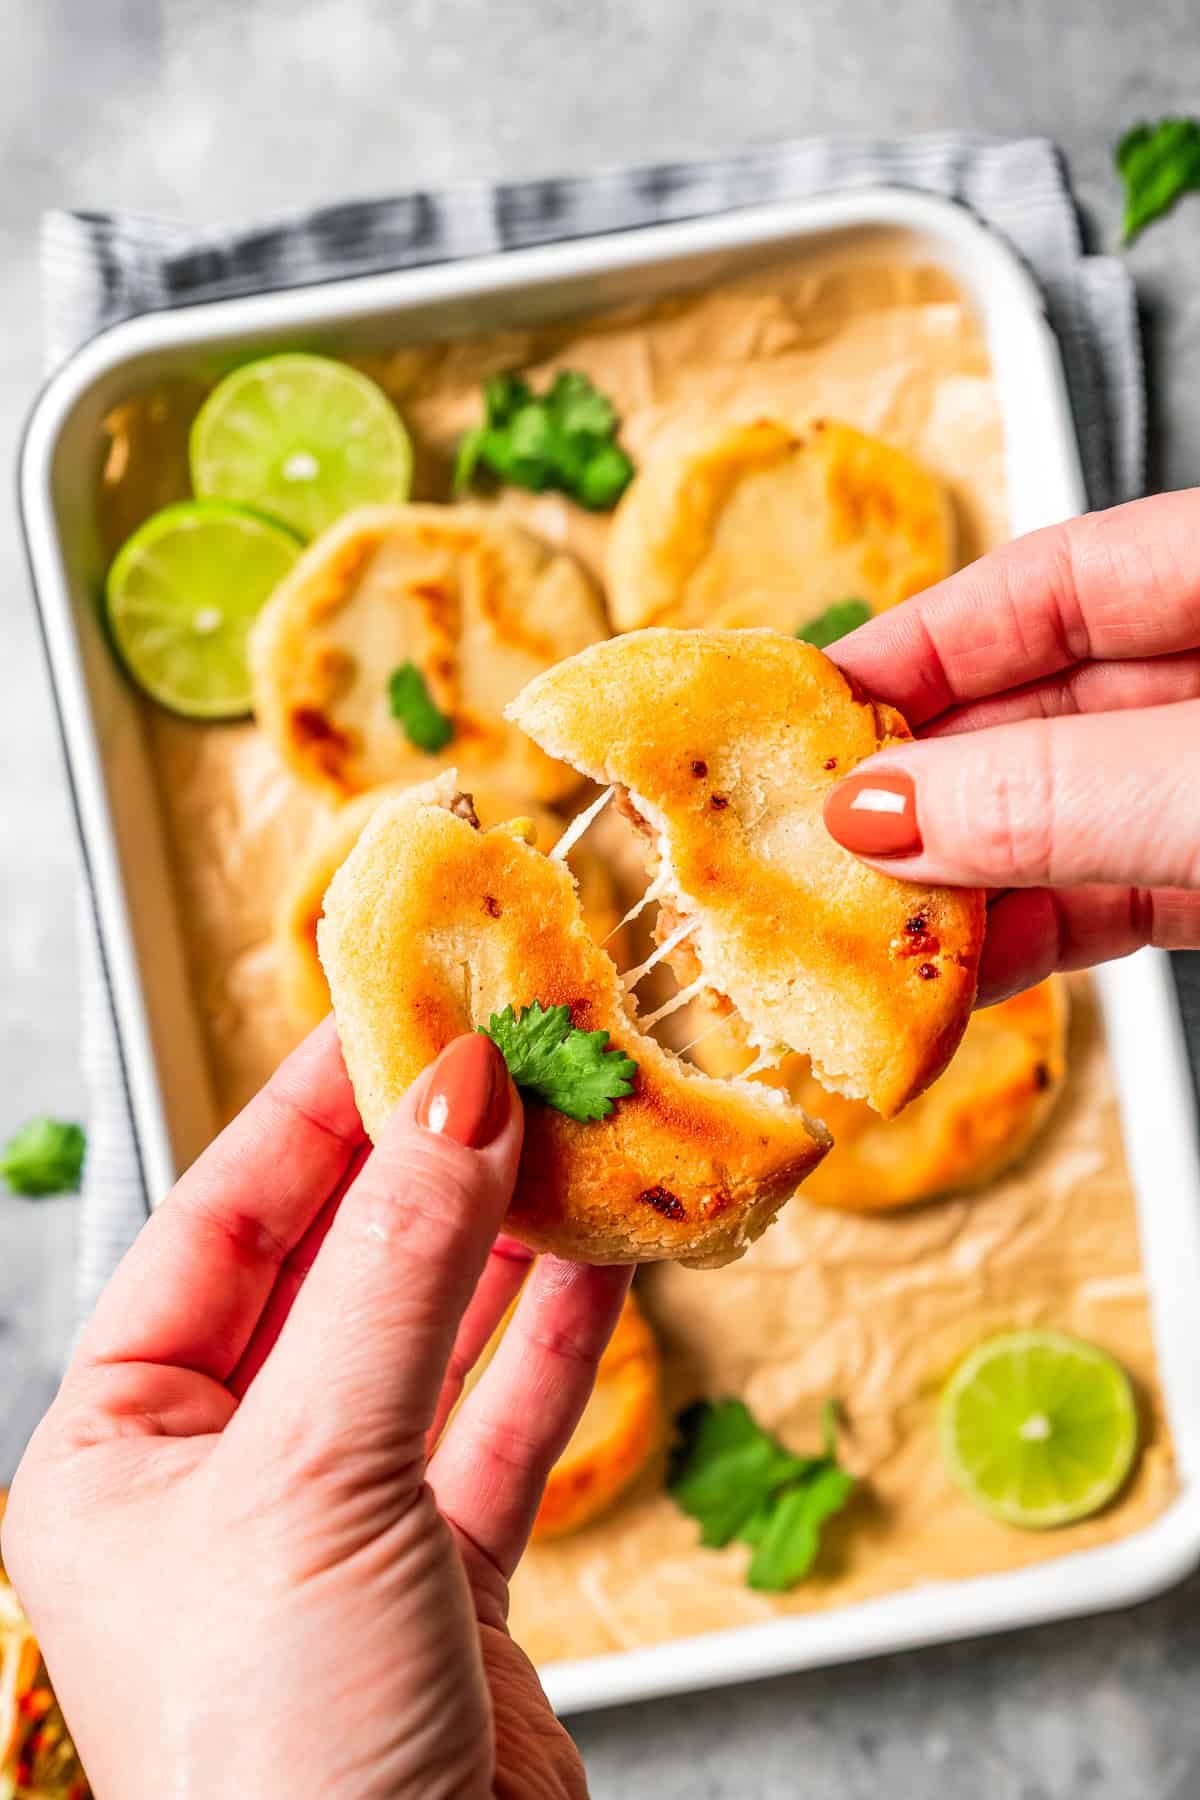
21,188,1200,1713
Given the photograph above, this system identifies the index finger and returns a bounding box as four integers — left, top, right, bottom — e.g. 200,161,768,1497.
76,1016,365,1382
832,490,1200,727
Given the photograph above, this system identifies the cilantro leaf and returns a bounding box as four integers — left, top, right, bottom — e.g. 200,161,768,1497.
1116,117,1200,245
481,1001,637,1123
796,597,872,649
1,1118,86,1197
454,369,635,511
746,1464,856,1591
668,1400,819,1547
668,1396,855,1590
452,424,487,497
484,372,532,422
577,442,636,510
388,662,454,754
548,369,616,438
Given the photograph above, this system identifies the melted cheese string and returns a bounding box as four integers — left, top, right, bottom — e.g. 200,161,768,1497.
549,786,615,862
639,976,709,1031
622,915,698,990
677,1010,739,1058
602,871,668,946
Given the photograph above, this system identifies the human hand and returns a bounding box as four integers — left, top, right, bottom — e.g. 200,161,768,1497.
2,1023,630,1798
823,491,1200,1003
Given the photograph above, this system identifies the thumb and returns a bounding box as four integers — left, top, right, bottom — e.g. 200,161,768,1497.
230,1032,523,1475
823,699,1200,891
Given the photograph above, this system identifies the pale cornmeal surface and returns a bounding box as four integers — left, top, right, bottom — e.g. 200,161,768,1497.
99,238,1175,1661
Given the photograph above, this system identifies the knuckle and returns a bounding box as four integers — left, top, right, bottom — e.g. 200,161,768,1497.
245,1401,425,1509
986,522,1089,673
473,1413,549,1485
1044,520,1093,664
523,1320,597,1373
354,1138,483,1260
970,736,1058,884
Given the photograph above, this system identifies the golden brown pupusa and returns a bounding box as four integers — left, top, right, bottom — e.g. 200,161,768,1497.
692,979,1069,1211
318,783,829,1268
250,503,609,804
276,775,630,1033
511,629,985,1116
605,417,956,633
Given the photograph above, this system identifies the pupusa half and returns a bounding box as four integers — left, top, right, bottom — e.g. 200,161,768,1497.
321,631,984,1267
318,771,829,1268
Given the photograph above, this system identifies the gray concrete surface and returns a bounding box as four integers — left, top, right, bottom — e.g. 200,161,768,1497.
2,1,1200,1793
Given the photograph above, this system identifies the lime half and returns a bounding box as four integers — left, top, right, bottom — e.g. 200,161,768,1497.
106,501,302,718
939,1329,1138,1529
190,353,412,539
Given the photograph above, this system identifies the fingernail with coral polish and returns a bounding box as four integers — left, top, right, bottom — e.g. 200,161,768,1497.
418,1035,510,1148
823,768,922,858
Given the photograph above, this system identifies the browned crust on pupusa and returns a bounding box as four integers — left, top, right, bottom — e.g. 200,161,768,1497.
605,417,956,632
510,629,984,1116
318,788,829,1267
693,978,1070,1212
249,504,609,804
276,775,629,1033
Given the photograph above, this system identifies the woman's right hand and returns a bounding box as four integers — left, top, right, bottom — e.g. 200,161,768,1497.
822,490,1200,1002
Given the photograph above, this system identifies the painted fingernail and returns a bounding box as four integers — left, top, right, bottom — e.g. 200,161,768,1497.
823,768,922,858
418,1034,510,1148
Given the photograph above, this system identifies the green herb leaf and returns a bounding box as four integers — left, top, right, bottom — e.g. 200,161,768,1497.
452,424,487,497
747,1464,856,1591
454,369,635,511
667,1396,855,1590
1116,117,1200,245
480,1001,637,1123
484,372,532,423
387,662,454,754
668,1400,817,1547
795,597,872,649
1,1119,86,1198
548,369,616,439
577,442,637,511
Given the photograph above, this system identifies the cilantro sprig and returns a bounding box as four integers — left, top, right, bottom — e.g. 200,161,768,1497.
795,597,872,649
454,370,635,511
1,1118,86,1198
388,661,454,754
668,1397,855,1591
1116,117,1200,245
481,1001,637,1123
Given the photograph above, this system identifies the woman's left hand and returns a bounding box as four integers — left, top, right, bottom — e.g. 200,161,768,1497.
2,1023,630,1798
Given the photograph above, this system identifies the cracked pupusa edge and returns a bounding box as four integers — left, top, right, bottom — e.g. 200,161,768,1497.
318,775,830,1267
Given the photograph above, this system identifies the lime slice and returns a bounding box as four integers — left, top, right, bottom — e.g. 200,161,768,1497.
190,353,412,539
939,1329,1138,1529
106,501,302,718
